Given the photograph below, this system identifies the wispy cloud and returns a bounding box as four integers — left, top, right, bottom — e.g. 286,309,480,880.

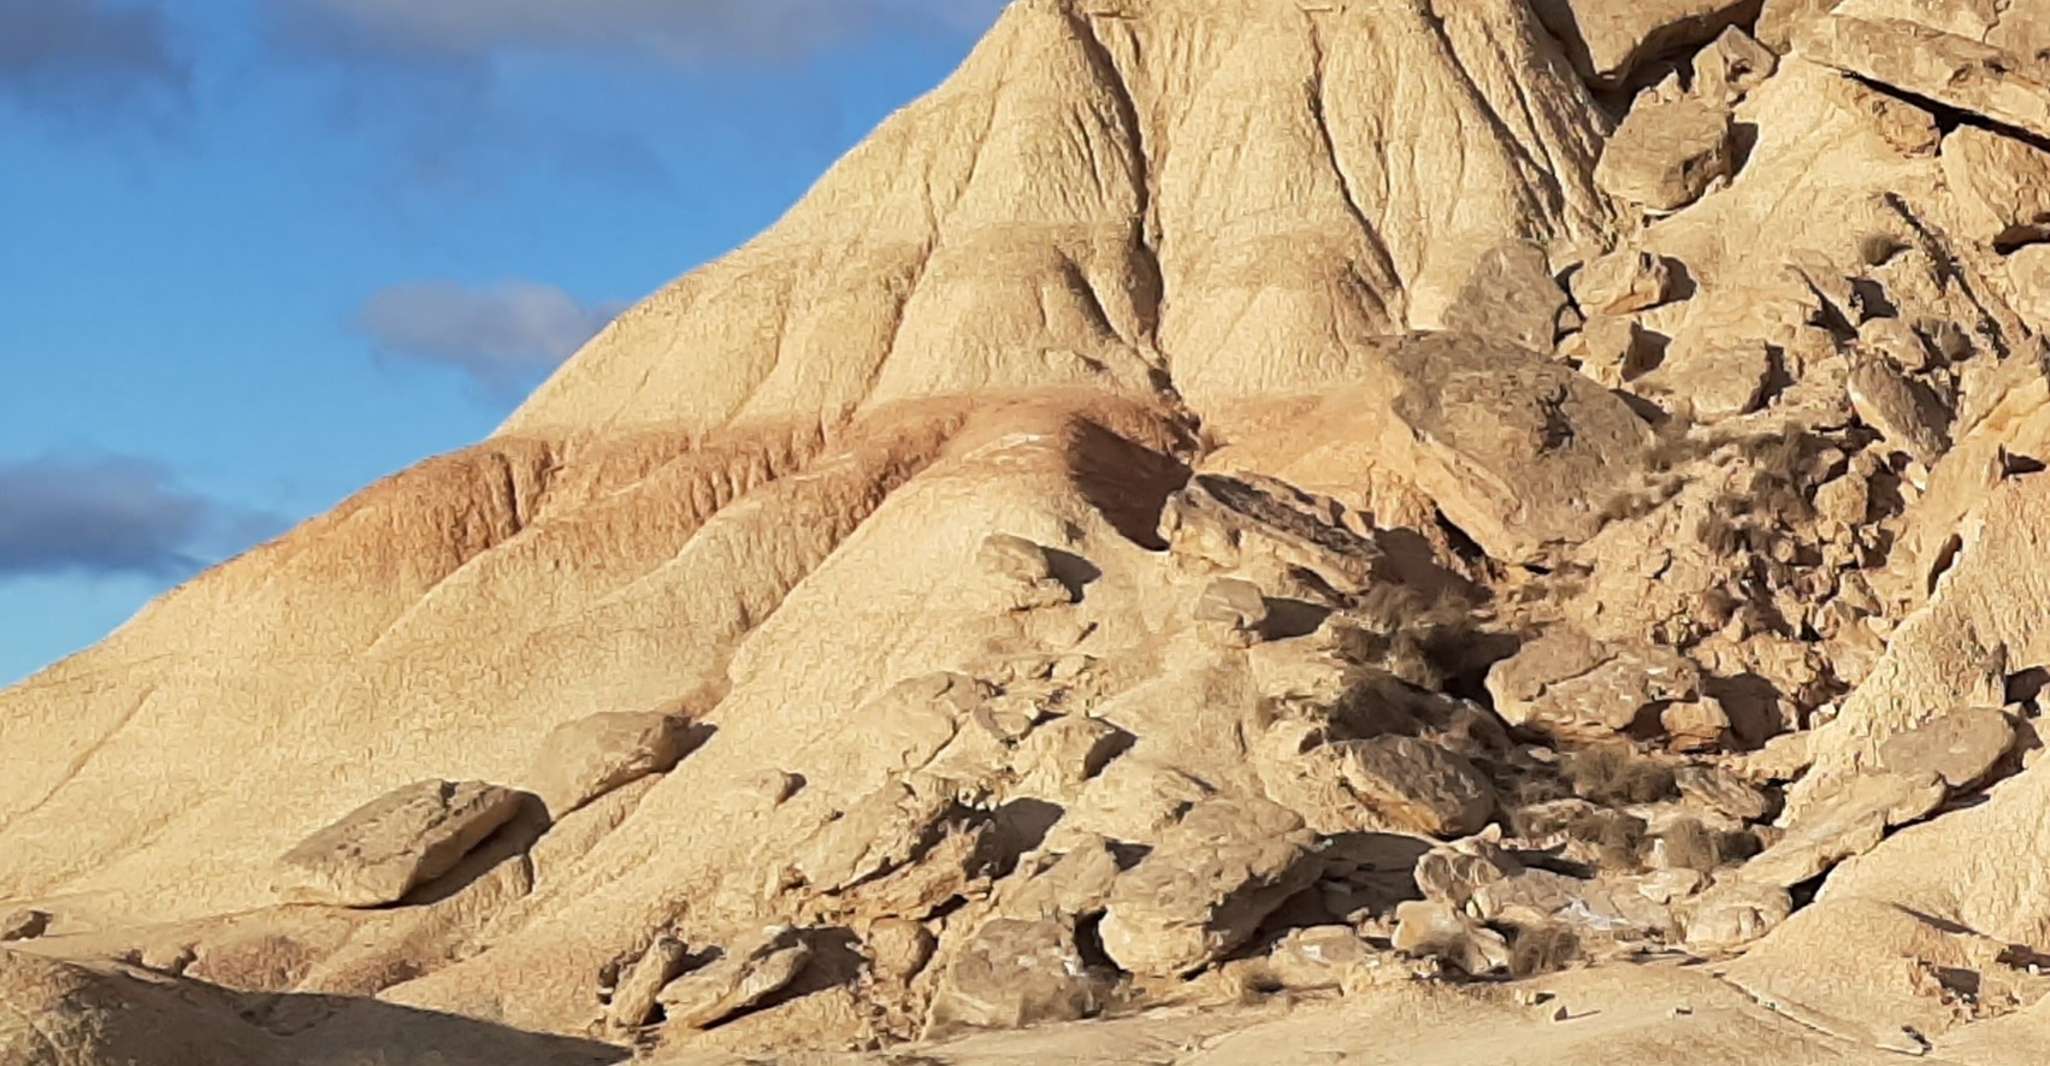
0,454,286,579
356,280,626,392
0,0,188,121
267,0,1011,65
257,0,1009,192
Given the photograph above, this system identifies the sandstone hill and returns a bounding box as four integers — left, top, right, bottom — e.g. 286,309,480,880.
6,1,2050,1063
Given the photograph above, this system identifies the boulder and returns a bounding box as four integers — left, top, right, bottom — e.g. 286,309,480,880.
1755,0,1834,52
1413,830,1523,909
1098,797,1320,976
1691,26,1779,108
1682,879,1794,950
1594,95,1735,212
2013,245,2050,329
1642,339,1773,421
1358,333,1656,564
1876,706,2014,790
1256,725,1495,838
1674,766,1770,822
274,780,525,907
1487,629,1701,741
1566,315,1664,387
1660,697,1731,752
1941,127,2050,247
526,711,692,818
864,917,935,982
1330,736,1496,838
1442,241,1570,354
1391,899,1510,976
1848,356,1948,464
787,777,957,893
1738,770,1946,888
1571,250,1673,316
1193,577,1270,648
1531,0,1770,89
926,917,1106,1035
607,934,688,1032
977,534,1076,611
1010,716,1128,793
993,837,1123,922
657,925,812,1030
1265,925,1378,990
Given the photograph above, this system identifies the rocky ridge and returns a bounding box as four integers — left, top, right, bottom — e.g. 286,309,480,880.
6,0,2050,1063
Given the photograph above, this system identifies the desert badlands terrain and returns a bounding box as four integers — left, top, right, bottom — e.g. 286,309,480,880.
7,0,2050,1062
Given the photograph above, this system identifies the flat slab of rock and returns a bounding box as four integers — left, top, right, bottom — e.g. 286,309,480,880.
607,934,688,1032
1487,629,1701,741
526,711,692,818
1595,94,1734,211
1797,4,2050,141
926,917,1105,1036
1099,797,1320,976
657,925,812,1030
1877,707,2013,790
1739,770,1946,888
275,780,524,907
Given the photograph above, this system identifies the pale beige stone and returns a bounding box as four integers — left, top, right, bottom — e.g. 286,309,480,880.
657,926,812,1030
274,780,525,908
926,917,1105,1036
525,711,691,818
1595,96,1734,212
1098,798,1319,977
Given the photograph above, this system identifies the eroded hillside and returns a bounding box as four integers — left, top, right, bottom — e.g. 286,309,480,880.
7,1,2050,1064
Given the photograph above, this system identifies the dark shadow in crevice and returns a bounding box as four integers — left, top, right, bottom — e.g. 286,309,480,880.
1043,547,1105,600
2006,667,2050,709
1845,71,2050,154
1848,277,1898,322
1262,597,1335,640
1730,120,1762,174
1068,419,1193,552
990,798,1067,864
1703,673,1785,751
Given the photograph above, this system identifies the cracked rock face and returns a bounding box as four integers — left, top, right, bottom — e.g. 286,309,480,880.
17,0,2050,1062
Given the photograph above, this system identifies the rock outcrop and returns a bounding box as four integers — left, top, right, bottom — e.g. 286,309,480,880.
13,0,2050,1062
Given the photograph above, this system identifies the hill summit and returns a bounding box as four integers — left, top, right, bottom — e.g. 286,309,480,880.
7,1,2050,1062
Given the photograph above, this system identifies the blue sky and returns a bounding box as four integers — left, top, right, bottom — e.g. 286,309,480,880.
0,0,1005,685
